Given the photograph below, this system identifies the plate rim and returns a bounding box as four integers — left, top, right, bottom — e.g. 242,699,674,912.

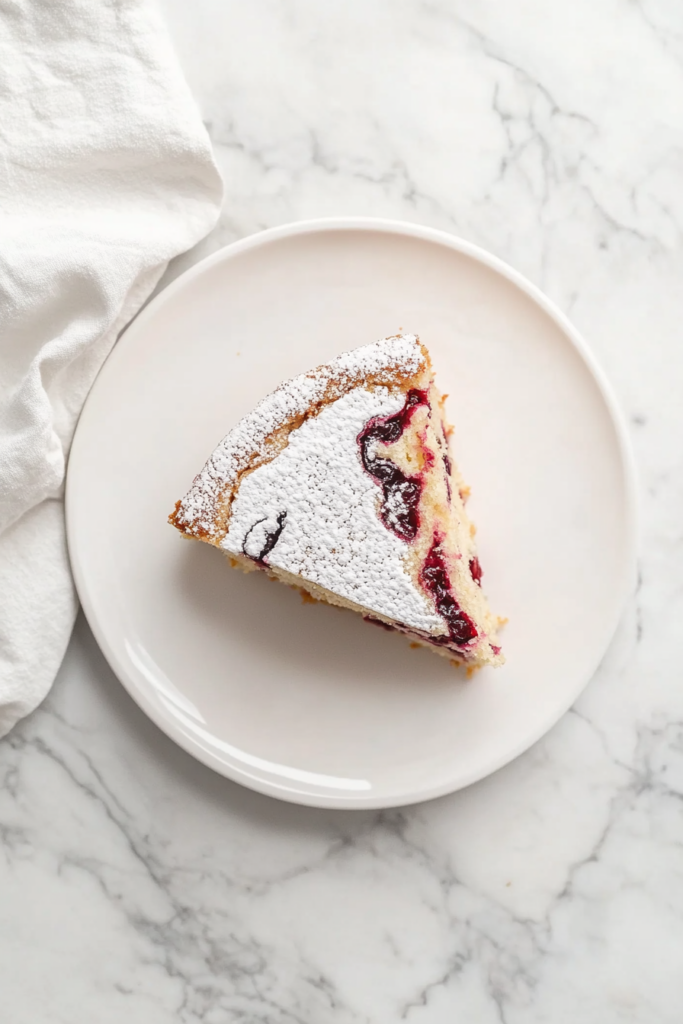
66,216,639,809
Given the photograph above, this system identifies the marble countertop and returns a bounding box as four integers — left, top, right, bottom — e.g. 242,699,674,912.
3,1,683,1021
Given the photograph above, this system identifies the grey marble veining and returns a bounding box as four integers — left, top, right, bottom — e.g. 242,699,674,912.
2,1,683,1020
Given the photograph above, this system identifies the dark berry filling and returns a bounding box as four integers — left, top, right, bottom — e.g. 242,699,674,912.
443,454,452,502
420,536,478,647
358,389,429,541
363,616,397,632
243,510,288,565
363,616,475,660
469,557,482,585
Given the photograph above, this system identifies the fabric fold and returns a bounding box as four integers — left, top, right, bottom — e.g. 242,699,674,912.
0,0,223,736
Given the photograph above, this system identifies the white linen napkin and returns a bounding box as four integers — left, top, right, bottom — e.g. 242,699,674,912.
0,0,223,736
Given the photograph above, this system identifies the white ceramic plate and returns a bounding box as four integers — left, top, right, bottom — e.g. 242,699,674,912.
66,219,637,809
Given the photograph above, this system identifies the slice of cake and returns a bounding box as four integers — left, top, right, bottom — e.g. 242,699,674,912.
170,335,504,669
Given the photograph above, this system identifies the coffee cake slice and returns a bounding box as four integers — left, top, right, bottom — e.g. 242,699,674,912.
170,334,504,669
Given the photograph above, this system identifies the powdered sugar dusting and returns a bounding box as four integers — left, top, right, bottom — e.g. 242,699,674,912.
174,335,425,537
221,387,444,633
